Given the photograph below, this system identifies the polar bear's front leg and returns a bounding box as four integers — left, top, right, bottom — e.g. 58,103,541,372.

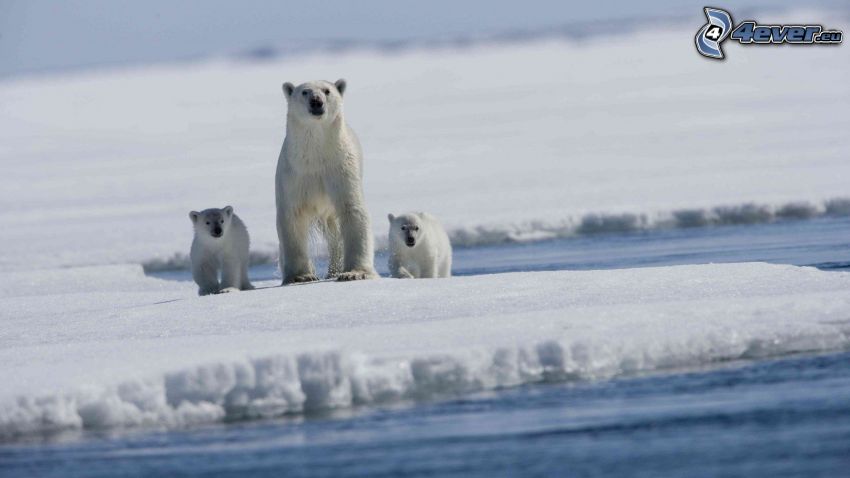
420,259,438,279
221,254,250,291
319,215,344,279
192,255,220,296
277,208,318,284
330,190,378,282
388,254,412,279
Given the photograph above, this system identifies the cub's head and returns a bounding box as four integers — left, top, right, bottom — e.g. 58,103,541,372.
189,206,234,239
388,213,424,248
282,79,346,123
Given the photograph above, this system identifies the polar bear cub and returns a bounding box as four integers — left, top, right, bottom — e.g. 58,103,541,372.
275,79,378,284
189,206,253,296
387,212,452,278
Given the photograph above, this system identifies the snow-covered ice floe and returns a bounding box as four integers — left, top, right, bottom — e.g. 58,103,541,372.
1,262,849,439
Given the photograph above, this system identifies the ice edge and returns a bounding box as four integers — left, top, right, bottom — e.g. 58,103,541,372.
143,197,850,272
3,326,848,441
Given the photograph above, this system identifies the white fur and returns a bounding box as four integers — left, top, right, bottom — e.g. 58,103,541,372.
189,206,253,296
275,79,378,283
387,212,452,279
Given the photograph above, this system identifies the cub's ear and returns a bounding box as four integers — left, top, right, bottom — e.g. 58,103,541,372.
223,206,233,217
334,79,347,96
189,211,200,223
282,82,294,98
387,213,395,222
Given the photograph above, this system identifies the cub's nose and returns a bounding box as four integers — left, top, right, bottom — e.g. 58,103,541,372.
212,227,223,237
405,238,415,247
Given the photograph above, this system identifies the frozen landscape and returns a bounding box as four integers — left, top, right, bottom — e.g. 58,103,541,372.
1,8,849,451
1,10,849,271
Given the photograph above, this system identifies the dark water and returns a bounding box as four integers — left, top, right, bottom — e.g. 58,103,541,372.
449,215,850,276
3,352,849,477
8,217,850,477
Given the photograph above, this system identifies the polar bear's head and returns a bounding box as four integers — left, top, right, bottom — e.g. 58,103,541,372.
282,79,347,124
189,206,234,240
388,213,424,248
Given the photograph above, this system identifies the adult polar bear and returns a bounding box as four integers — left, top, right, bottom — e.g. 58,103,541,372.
275,79,378,283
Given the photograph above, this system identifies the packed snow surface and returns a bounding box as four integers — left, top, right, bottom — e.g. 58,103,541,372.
1,14,848,270
1,263,850,438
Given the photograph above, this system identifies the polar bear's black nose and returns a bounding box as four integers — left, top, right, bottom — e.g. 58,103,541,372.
309,97,325,115
405,238,415,247
212,226,223,237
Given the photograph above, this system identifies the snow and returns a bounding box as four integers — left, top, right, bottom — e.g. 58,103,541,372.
1,15,848,271
2,262,850,438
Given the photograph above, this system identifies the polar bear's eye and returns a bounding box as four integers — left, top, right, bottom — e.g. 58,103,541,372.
205,221,210,225
219,220,224,224
414,226,420,231
401,225,407,231
301,91,308,96
323,88,330,95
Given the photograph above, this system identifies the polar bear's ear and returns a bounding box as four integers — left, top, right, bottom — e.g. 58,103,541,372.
334,79,347,96
189,211,200,223
223,206,233,217
282,82,294,98
387,213,395,222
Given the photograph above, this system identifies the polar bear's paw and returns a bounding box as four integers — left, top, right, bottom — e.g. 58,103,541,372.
218,287,240,294
396,269,414,279
285,274,320,284
336,270,379,282
325,271,340,280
